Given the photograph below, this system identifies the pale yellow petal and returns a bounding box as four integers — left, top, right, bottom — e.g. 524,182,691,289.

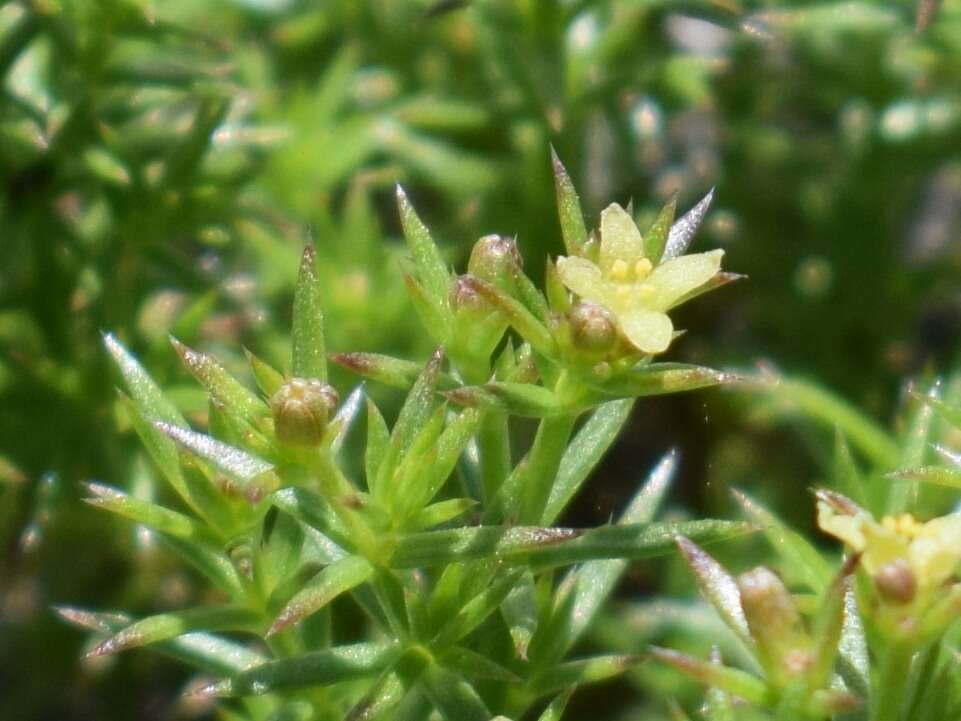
648,249,724,309
599,203,645,274
556,256,606,303
619,309,673,354
817,500,868,550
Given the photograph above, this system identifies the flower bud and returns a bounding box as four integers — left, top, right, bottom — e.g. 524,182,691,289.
270,378,339,446
874,558,917,604
737,567,812,687
468,234,522,287
568,301,618,354
449,275,488,315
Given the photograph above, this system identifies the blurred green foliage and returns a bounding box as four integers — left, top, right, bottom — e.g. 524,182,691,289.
1,0,960,719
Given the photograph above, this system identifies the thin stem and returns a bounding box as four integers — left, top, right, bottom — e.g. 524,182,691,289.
873,639,916,721
477,409,511,503
517,412,578,524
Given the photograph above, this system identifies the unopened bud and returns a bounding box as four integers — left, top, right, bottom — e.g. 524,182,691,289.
874,559,916,604
468,234,522,287
450,275,487,314
737,567,811,686
569,301,618,353
270,378,338,446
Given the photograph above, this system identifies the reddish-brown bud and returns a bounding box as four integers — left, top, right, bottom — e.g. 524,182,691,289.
270,378,339,446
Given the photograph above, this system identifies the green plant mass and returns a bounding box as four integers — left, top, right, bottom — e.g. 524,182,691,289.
3,1,961,721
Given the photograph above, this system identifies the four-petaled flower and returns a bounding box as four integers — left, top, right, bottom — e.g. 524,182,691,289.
817,493,961,603
556,203,724,354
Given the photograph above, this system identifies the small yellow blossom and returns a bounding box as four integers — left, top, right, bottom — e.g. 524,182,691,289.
817,497,961,598
556,203,724,354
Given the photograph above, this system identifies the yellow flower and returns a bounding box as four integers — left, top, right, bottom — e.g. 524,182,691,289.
817,495,961,597
556,203,724,354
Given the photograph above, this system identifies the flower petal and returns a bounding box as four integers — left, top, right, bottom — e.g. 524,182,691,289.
556,256,606,303
619,309,673,354
648,249,724,309
599,203,645,274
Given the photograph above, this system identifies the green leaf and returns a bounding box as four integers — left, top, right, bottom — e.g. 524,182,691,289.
542,399,634,524
732,489,832,593
675,536,751,646
171,338,265,422
537,691,574,721
268,555,373,636
444,382,560,417
83,482,209,541
396,185,450,305
592,363,741,399
331,352,457,390
705,647,736,721
834,429,866,506
365,399,390,487
155,422,278,503
390,519,753,569
530,654,641,697
402,272,451,344
809,559,857,690
244,348,285,397
460,276,556,357
54,607,266,675
644,195,677,264
663,188,714,260
87,604,259,657
888,380,939,514
198,642,399,697
501,570,538,660
270,486,350,555
408,498,476,530
331,384,365,454
537,450,677,662
650,646,772,707
420,666,491,721
159,535,244,597
439,646,520,683
551,147,588,256
889,465,961,489
292,245,327,381
434,568,524,645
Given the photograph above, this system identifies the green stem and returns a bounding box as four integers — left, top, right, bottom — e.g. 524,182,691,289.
873,640,916,721
477,409,511,504
517,412,578,524
772,377,900,469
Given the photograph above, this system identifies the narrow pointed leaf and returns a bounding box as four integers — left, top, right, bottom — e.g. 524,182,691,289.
245,348,284,397
675,536,751,645
530,654,641,697
402,272,451,343
551,147,588,256
331,384,365,453
408,498,476,530
270,487,350,554
645,195,677,264
159,535,244,596
197,642,399,697
542,399,634,524
889,381,939,514
537,691,573,721
444,382,560,417
365,399,390,491
87,604,259,657
331,352,456,390
269,555,373,636
650,646,772,706
592,363,741,399
440,646,521,682
292,245,327,381
401,408,480,512
104,333,184,426
733,489,832,593
390,519,753,569
83,483,208,541
155,422,278,502
834,429,866,505
889,465,961,489
460,276,556,357
420,666,491,721
502,570,538,660
396,185,450,304
434,569,524,645
663,188,714,260
55,607,265,675
171,338,264,421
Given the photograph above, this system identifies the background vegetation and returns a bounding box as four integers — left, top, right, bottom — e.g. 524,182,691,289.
1,0,959,719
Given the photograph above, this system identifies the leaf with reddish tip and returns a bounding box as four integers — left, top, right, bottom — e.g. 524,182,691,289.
732,489,832,593
551,147,588,256
86,604,259,658
592,363,742,399
530,654,642,696
196,641,399,697
675,536,751,646
889,465,961,489
396,185,450,305
650,646,772,706
155,422,278,503
269,555,373,636
292,245,327,381
331,352,457,391
444,382,560,418
171,338,265,422
663,188,714,260
390,519,753,569
54,606,265,675
83,482,208,541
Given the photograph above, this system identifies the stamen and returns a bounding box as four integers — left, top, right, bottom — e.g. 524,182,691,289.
611,259,629,281
634,258,653,279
